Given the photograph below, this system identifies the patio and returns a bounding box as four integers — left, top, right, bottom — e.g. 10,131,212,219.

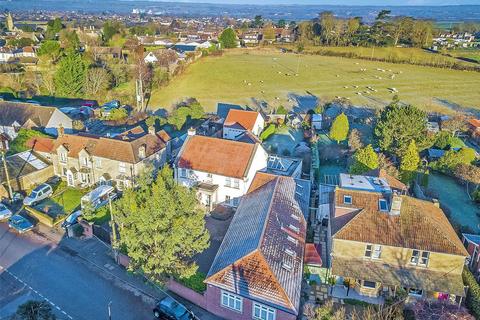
330,285,385,305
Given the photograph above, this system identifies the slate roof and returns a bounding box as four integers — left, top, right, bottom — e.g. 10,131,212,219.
176,135,259,179
206,176,309,315
224,109,260,131
0,102,57,127
331,257,466,296
333,195,468,256
29,132,168,164
463,233,480,246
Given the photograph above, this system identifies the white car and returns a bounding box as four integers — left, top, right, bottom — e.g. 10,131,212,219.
23,184,53,206
0,204,12,220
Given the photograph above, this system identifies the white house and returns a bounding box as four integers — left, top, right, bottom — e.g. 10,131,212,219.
144,51,159,64
174,134,268,210
222,109,265,140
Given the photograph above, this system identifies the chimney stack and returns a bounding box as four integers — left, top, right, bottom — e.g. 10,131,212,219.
389,194,402,216
58,125,65,137
432,199,440,208
148,126,155,135
187,127,196,136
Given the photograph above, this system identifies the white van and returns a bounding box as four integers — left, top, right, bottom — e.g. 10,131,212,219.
81,185,116,211
23,184,53,206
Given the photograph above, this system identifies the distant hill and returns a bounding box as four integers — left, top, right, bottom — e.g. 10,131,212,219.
0,0,479,22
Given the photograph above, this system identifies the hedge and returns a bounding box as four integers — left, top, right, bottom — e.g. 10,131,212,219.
176,271,207,293
463,268,480,318
260,124,276,141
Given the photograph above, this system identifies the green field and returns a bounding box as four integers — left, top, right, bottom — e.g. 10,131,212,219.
149,49,480,113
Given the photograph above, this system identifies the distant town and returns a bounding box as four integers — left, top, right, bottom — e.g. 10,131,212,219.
0,3,480,320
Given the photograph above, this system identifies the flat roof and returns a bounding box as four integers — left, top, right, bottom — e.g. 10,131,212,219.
339,173,391,194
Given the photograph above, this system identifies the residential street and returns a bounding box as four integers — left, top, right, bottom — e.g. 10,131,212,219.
0,223,153,320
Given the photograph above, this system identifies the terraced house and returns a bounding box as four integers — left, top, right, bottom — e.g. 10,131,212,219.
29,127,171,189
329,173,468,304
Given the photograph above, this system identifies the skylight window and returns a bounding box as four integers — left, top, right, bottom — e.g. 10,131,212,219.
379,199,388,212
285,248,296,257
291,214,300,221
287,235,298,245
288,224,299,234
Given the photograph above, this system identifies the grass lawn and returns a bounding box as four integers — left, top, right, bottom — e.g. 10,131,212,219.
262,126,304,155
446,49,480,64
7,129,49,155
148,48,480,113
85,206,111,225
51,187,85,214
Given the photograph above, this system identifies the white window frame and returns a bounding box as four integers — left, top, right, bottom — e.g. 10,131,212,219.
233,178,240,189
81,157,88,167
119,162,127,173
379,199,388,212
364,244,372,258
252,302,276,320
410,250,430,267
372,245,382,259
180,168,187,178
343,195,352,205
60,152,67,164
221,291,242,312
95,158,102,169
225,177,231,187
225,195,231,205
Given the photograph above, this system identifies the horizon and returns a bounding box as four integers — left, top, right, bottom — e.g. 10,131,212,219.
123,0,480,6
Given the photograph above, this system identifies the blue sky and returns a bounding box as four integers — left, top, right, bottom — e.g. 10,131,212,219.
150,0,480,4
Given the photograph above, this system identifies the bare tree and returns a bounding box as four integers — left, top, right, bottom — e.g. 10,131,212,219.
84,67,111,96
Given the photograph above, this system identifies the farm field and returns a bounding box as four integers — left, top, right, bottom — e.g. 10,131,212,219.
149,49,480,113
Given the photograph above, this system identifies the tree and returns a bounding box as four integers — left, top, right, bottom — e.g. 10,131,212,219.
329,112,349,143
107,108,128,121
400,140,420,182
378,153,400,178
102,20,123,43
375,100,427,157
37,40,62,62
114,167,210,280
276,105,288,114
252,15,264,28
319,11,335,45
432,147,476,173
59,29,80,52
262,24,276,42
54,52,86,97
454,164,480,187
167,102,204,130
441,114,467,137
348,128,363,152
84,67,111,96
277,19,286,28
109,63,130,88
219,28,237,49
45,18,63,40
350,145,379,174
15,300,56,320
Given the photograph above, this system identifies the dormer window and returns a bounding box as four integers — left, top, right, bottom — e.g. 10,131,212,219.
138,145,146,159
343,195,352,205
379,199,388,212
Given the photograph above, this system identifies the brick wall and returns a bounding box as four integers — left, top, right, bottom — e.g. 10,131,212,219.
166,278,207,309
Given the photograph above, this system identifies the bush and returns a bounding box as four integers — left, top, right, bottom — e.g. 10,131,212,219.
176,271,207,293
72,224,84,237
464,268,480,319
260,124,276,141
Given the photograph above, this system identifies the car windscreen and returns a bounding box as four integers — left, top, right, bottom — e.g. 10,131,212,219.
30,191,38,198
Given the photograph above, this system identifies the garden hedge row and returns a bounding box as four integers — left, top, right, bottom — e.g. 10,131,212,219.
463,268,480,318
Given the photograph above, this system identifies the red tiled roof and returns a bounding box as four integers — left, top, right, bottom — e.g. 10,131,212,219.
177,135,258,178
27,137,55,153
248,172,278,193
469,119,480,128
333,196,468,256
304,244,322,267
224,109,259,131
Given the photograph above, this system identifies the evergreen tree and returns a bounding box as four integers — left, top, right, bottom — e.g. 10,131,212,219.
329,112,349,143
349,144,379,174
400,140,420,182
219,28,237,49
375,100,427,157
16,300,56,320
54,52,86,97
114,167,210,280
37,40,62,62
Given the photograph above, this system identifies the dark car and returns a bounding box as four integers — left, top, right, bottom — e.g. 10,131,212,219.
8,215,34,233
153,297,196,320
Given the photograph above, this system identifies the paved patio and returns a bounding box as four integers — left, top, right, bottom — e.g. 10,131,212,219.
330,285,385,305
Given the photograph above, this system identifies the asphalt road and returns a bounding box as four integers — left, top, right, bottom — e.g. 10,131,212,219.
0,223,153,320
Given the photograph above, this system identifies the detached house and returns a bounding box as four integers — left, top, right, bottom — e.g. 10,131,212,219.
174,134,268,209
30,128,171,189
205,173,311,320
0,102,73,139
329,173,468,304
223,109,265,141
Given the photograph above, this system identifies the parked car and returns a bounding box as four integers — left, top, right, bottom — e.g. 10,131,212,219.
8,215,34,233
23,184,53,206
62,210,82,229
153,297,197,320
0,203,12,220
81,185,117,211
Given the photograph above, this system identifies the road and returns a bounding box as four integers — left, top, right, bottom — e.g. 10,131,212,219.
0,223,153,320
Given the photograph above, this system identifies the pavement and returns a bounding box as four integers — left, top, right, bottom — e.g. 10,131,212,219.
0,220,222,320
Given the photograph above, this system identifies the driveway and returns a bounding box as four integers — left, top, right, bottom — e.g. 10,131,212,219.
0,223,153,320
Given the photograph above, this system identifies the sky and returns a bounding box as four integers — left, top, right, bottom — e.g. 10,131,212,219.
141,0,480,5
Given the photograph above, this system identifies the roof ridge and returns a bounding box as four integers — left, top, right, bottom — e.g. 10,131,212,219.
331,206,364,238
257,177,280,250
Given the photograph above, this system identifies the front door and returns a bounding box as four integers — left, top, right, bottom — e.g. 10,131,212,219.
67,172,74,187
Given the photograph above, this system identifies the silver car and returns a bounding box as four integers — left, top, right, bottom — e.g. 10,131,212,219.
0,204,12,220
23,184,53,206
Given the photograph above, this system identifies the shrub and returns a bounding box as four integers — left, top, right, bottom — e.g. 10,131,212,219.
72,224,84,237
260,124,276,141
176,271,207,293
464,268,480,319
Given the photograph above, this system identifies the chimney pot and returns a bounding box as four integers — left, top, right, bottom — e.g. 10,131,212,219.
389,194,402,216
148,126,155,135
187,127,196,136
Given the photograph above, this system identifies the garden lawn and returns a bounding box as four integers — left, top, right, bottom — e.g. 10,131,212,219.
149,48,480,113
262,126,304,155
51,187,85,214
